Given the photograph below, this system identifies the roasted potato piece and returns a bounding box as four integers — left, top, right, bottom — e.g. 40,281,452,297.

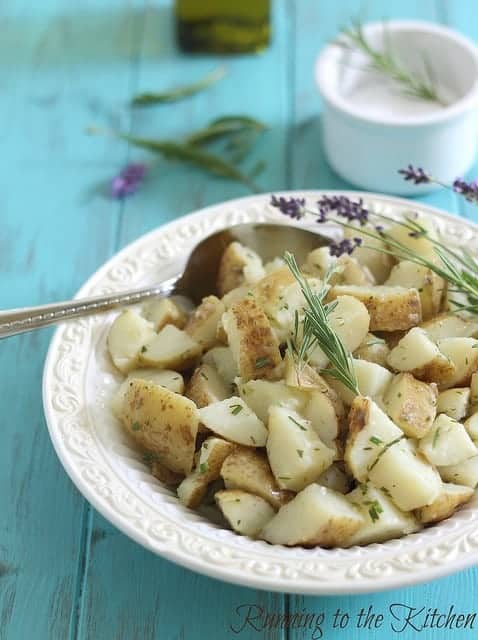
346,483,420,546
345,396,403,482
222,298,282,381
217,242,265,296
215,490,276,537
368,439,442,511
387,327,456,386
121,379,199,475
198,397,268,446
142,298,187,331
237,378,306,423
382,373,437,438
439,455,478,488
177,437,235,508
414,482,474,524
267,407,335,492
251,266,296,316
354,333,390,367
419,414,477,467
184,295,225,351
139,325,201,371
329,285,421,332
220,448,292,509
316,463,352,494
336,255,376,286
260,484,363,547
111,368,185,418
437,388,470,420
107,310,156,373
437,337,478,389
420,313,478,341
385,260,445,320
343,225,393,282
186,363,230,409
326,358,393,406
202,346,238,387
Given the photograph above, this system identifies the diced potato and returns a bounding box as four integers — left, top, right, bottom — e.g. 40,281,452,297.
308,295,370,368
346,484,420,546
269,278,322,337
198,397,268,447
368,439,442,511
184,296,225,351
202,346,238,387
343,225,393,283
142,298,187,331
185,363,230,409
150,460,183,486
465,413,478,441
139,325,201,371
439,455,478,488
354,333,390,367
437,388,470,420
329,285,421,332
386,214,438,263
237,379,306,423
177,437,235,508
420,313,478,342
107,310,156,373
111,369,185,418
387,327,456,386
217,242,265,296
414,482,474,524
419,414,477,466
437,337,478,389
215,490,275,537
120,379,199,475
382,373,437,438
251,266,297,317
316,463,351,494
267,407,335,492
471,372,478,410
220,448,292,509
303,391,340,445
222,298,282,382
302,246,336,279
261,484,363,547
345,396,403,482
326,359,393,406
385,260,445,320
337,255,376,286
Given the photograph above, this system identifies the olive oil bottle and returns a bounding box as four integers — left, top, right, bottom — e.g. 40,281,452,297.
175,0,270,53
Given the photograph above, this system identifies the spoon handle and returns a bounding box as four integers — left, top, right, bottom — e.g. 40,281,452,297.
0,276,180,339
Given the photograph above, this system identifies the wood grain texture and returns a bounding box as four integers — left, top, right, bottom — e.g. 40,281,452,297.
2,0,478,638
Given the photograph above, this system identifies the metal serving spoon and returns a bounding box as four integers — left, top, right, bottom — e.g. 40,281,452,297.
0,223,329,339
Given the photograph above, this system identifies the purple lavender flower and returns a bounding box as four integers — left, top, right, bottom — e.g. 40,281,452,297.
452,178,478,203
270,195,306,219
398,165,431,185
318,196,369,225
111,163,147,199
329,237,362,257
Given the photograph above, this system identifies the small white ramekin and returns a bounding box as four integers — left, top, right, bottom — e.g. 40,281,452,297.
316,20,478,194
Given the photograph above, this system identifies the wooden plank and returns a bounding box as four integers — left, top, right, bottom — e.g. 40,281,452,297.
0,1,141,638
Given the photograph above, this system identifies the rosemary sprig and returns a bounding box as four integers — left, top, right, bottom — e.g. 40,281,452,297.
131,66,226,106
284,252,360,396
337,20,446,106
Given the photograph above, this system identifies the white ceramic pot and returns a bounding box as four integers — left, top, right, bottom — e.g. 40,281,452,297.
316,21,478,194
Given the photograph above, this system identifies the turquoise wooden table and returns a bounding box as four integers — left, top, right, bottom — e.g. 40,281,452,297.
2,1,478,638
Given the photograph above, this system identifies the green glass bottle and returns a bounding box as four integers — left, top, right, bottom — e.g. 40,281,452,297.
175,0,270,54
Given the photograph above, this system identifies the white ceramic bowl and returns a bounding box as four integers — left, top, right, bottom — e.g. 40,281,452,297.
43,192,478,594
316,21,478,194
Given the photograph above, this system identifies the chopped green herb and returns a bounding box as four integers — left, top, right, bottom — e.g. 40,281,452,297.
296,449,304,458
281,303,290,311
433,427,441,448
380,486,392,498
142,452,159,464
230,404,243,415
131,421,141,431
235,498,241,503
255,356,271,369
237,519,241,525
199,462,208,474
370,436,383,445
141,345,147,353
200,372,209,380
278,476,291,481
250,435,257,445
367,500,384,522
288,415,307,431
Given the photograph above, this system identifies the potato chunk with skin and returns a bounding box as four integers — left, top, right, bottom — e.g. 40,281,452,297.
260,484,363,547
184,295,225,351
220,448,292,509
121,379,199,475
329,285,421,332
419,414,477,467
267,407,335,492
385,260,445,320
215,490,275,537
142,298,187,331
198,397,268,447
111,369,185,418
185,363,230,409
439,455,478,488
414,483,474,524
237,379,307,423
345,396,403,482
382,373,437,438
177,437,235,508
346,484,420,546
139,325,201,371
436,337,478,389
222,298,282,381
202,346,238,387
368,439,442,511
251,266,296,317
326,359,393,406
437,388,470,420
420,313,478,342
387,327,455,386
354,333,390,367
217,242,265,296
107,310,156,373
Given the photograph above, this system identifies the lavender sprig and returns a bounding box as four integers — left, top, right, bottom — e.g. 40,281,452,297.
398,165,431,185
399,164,478,204
111,164,147,199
